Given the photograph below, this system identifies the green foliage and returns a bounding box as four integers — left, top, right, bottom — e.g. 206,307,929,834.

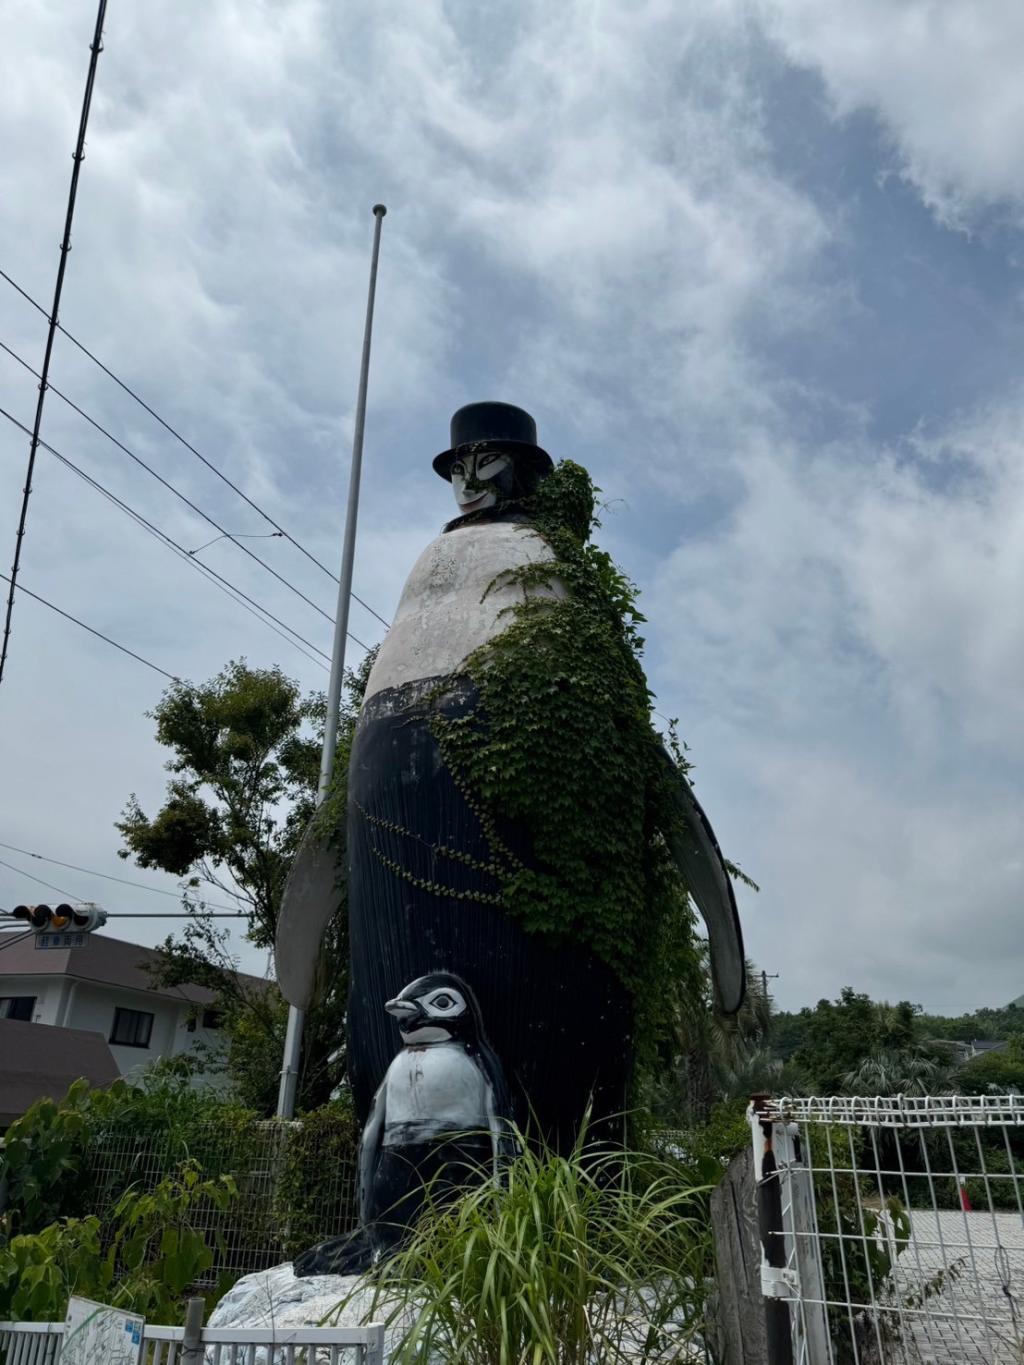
355,1129,714,1364
0,1162,236,1323
117,659,322,945
957,1047,1024,1094
274,1101,361,1258
789,990,920,1094
917,1001,1024,1042
118,655,375,1112
426,462,708,1082
0,1073,243,1237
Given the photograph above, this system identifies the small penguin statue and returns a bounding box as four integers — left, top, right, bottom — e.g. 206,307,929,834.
295,971,512,1276
360,972,514,1258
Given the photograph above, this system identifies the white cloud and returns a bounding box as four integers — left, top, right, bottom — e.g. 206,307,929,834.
2,0,1022,1017
762,0,1024,228
648,394,1024,1007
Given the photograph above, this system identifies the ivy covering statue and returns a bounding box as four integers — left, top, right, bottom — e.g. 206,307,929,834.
276,402,745,1271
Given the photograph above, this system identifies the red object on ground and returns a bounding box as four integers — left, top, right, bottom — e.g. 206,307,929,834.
958,1179,973,1212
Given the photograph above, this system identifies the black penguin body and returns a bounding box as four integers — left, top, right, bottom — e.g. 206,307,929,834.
347,675,632,1150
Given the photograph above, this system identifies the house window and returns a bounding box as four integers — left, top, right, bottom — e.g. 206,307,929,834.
201,1007,222,1030
110,1007,154,1048
0,996,36,1021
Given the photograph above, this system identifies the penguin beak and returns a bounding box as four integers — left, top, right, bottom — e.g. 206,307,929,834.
385,998,419,1021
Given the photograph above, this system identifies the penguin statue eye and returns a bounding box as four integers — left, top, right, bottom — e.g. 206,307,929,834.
423,988,466,1016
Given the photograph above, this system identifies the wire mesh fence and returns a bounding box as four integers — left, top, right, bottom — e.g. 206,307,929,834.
80,1120,358,1287
751,1094,1024,1365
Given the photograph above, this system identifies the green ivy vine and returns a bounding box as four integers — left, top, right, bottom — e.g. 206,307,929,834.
428,460,705,1072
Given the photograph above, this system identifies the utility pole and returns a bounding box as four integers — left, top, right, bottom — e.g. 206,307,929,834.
762,970,779,1005
276,204,387,1120
0,0,108,684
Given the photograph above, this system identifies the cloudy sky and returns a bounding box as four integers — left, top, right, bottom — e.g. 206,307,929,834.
1,0,1022,1014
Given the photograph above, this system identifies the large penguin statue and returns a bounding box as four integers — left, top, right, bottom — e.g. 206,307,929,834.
277,402,745,1155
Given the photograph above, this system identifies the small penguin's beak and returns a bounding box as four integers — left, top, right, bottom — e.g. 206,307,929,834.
385,998,418,1021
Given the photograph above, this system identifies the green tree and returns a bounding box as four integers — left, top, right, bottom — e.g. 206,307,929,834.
842,1047,955,1097
117,657,369,1111
649,955,776,1124
957,1049,1024,1095
791,989,922,1094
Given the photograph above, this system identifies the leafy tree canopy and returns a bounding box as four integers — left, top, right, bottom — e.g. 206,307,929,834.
117,657,372,1111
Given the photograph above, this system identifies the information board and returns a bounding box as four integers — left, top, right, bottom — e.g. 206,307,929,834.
63,1296,144,1365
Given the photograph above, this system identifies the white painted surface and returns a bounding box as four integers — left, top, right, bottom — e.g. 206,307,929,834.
0,968,224,1081
364,521,563,701
381,1042,489,1143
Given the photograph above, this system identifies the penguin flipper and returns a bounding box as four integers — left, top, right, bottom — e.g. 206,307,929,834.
358,1082,386,1226
275,813,345,1010
658,745,746,1016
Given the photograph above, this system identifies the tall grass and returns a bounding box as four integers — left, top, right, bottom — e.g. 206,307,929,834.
348,1131,713,1364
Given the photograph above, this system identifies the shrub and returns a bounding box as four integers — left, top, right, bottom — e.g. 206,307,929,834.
351,1130,714,1364
0,1162,236,1323
0,1072,253,1237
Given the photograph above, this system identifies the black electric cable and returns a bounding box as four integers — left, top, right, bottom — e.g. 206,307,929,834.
0,571,179,681
0,840,244,913
0,271,391,630
0,401,333,670
0,338,376,648
0,0,108,685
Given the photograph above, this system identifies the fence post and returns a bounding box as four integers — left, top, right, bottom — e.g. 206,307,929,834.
773,1119,831,1364
364,1322,386,1365
180,1297,205,1364
750,1096,795,1365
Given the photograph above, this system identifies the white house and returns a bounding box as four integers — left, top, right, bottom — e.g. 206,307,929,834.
0,930,267,1080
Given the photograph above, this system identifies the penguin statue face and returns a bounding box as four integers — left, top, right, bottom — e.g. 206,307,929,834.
385,972,481,1045
450,450,512,513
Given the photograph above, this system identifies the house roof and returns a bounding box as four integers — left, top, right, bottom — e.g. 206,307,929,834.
0,1018,120,1125
0,930,270,1007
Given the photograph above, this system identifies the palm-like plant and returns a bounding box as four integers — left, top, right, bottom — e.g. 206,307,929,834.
841,1048,955,1097
653,953,775,1123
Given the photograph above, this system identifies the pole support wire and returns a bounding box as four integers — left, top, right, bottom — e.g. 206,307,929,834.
0,0,108,685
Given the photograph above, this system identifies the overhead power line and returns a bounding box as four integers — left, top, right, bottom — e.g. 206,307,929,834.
0,0,109,685
0,400,333,670
0,854,84,902
0,570,179,681
0,839,243,912
0,270,391,631
0,340,373,650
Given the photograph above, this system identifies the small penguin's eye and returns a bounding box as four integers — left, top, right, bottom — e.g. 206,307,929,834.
425,988,465,1015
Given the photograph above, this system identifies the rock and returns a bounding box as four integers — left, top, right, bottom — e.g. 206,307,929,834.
209,1261,707,1362
208,1262,419,1362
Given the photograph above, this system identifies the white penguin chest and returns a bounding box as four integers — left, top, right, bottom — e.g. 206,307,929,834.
364,521,564,702
383,1042,489,1144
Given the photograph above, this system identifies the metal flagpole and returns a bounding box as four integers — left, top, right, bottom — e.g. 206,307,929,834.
276,203,387,1119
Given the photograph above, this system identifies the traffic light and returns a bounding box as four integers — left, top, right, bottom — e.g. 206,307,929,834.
12,903,108,934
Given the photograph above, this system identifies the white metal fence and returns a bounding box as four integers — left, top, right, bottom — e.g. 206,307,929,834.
0,1319,385,1365
750,1093,1024,1365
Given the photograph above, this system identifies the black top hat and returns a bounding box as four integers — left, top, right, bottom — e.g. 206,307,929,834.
433,401,553,481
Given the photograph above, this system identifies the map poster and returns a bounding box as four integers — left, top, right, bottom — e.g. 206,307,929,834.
63,1296,144,1365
